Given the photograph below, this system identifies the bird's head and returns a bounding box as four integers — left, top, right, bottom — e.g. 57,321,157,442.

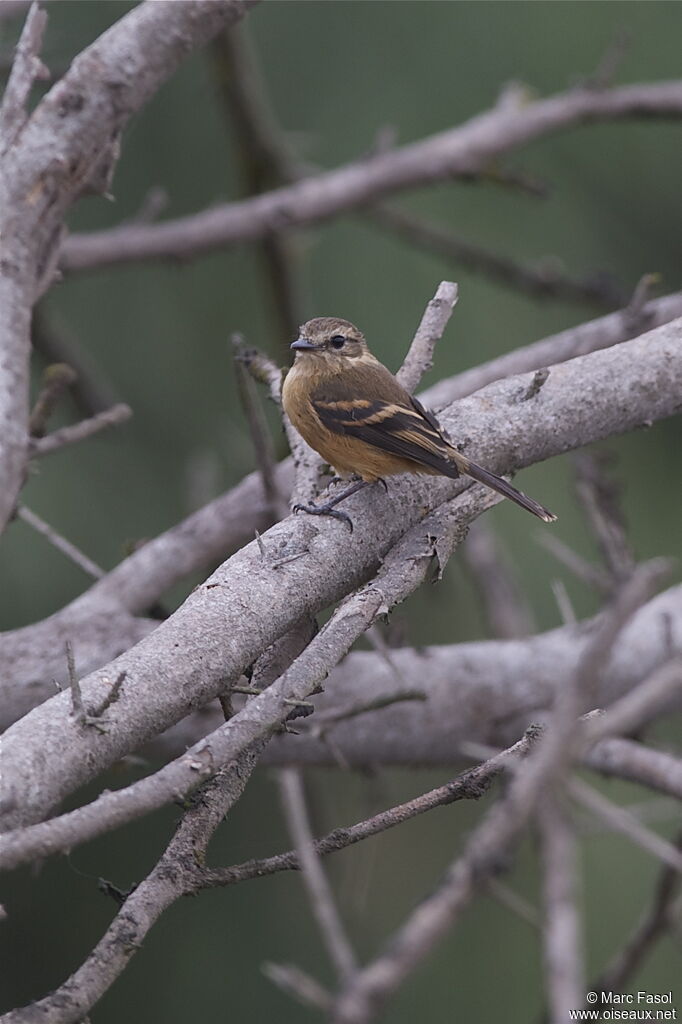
290,317,369,367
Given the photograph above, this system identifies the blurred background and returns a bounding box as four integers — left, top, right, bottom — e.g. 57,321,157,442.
1,1,680,1020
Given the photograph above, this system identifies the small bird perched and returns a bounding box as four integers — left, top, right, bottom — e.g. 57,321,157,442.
282,316,557,529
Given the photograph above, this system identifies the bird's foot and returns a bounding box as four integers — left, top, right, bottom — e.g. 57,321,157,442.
293,501,354,532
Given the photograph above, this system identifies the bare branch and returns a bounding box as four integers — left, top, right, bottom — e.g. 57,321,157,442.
462,521,535,638
568,777,682,873
232,334,288,522
262,963,332,1013
584,656,682,743
29,403,132,456
16,505,105,580
573,451,635,585
28,363,77,437
369,204,623,309
395,280,458,392
60,80,682,272
538,796,584,1024
0,0,257,533
422,290,682,409
277,768,358,983
210,23,305,347
0,1,48,151
591,830,682,995
31,308,118,416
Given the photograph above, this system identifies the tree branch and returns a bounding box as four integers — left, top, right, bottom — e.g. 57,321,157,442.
0,0,257,533
60,80,682,271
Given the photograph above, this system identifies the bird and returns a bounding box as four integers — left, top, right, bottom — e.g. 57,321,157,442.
281,316,557,529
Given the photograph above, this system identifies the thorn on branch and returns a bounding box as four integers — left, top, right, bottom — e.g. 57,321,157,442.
522,367,550,401
622,272,660,335
583,28,633,92
66,641,126,731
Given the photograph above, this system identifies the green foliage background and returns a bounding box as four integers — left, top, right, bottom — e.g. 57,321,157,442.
1,2,680,1020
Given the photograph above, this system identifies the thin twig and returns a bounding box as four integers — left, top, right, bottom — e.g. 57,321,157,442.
370,205,623,309
277,768,358,983
538,533,613,593
568,777,682,873
462,521,535,638
573,451,635,585
584,656,682,744
232,333,288,522
551,578,577,626
210,23,305,349
16,506,105,580
31,308,118,417
28,363,78,437
30,403,132,456
590,829,682,995
262,963,332,1012
238,344,323,506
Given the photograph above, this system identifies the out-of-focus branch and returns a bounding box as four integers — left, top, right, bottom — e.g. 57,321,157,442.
369,204,624,309
29,403,132,456
16,505,104,580
60,80,682,272
31,308,118,416
422,289,682,409
462,520,535,638
0,746,264,1024
590,830,682,996
277,768,358,983
0,0,257,533
538,796,584,1024
210,23,305,348
329,565,665,1023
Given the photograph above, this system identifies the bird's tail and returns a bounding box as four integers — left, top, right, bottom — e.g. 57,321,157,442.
453,453,557,523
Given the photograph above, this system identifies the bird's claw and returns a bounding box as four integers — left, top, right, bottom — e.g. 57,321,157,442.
293,502,354,532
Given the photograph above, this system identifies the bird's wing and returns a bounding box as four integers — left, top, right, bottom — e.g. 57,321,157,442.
310,367,457,474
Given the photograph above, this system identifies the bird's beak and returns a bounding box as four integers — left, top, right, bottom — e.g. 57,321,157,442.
290,338,316,351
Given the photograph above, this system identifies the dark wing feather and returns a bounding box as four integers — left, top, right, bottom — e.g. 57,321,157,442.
311,367,459,477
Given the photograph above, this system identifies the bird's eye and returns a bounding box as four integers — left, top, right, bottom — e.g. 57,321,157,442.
330,335,346,350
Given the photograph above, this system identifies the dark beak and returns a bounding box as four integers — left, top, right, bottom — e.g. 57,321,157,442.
290,338,316,351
